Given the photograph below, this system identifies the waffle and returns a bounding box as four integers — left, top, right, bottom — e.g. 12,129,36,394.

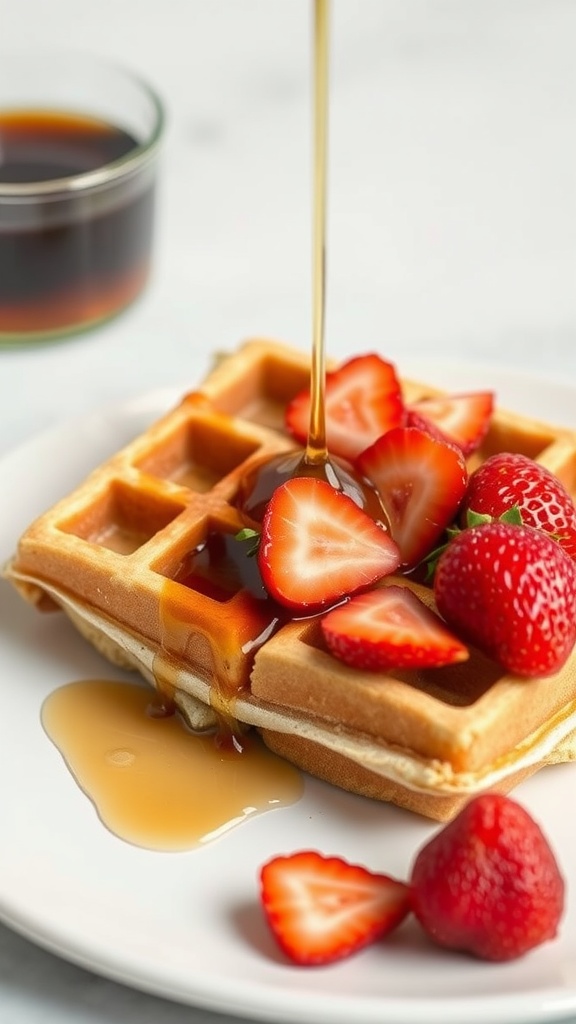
5,338,576,820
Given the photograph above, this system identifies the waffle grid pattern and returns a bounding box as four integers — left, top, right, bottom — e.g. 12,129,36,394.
8,338,576,816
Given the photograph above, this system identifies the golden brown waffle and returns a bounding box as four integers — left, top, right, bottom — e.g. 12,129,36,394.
6,338,576,820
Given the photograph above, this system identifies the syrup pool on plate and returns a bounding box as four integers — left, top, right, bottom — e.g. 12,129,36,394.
42,679,303,852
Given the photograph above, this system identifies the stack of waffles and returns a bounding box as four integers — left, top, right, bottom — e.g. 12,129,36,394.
5,338,576,820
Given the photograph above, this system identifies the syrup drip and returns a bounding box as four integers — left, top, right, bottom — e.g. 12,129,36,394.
154,530,288,739
42,679,303,851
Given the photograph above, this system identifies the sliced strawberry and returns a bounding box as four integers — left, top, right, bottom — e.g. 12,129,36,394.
406,392,494,456
258,477,400,610
260,850,411,965
321,585,469,671
285,353,405,462
404,407,454,448
356,426,468,568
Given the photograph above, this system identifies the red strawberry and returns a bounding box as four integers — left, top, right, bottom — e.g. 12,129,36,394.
356,426,468,568
407,391,493,456
462,452,576,561
559,523,576,560
321,585,469,670
410,793,565,961
260,850,411,965
258,477,400,610
285,353,405,462
433,521,576,677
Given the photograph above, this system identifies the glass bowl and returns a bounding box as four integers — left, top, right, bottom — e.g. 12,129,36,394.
0,51,164,344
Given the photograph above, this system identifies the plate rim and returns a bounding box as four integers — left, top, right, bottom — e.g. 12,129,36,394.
1,358,576,1024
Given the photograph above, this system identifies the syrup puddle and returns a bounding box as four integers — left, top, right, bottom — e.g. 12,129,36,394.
42,679,303,852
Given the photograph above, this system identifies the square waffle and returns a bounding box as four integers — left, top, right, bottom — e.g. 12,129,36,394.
6,338,576,820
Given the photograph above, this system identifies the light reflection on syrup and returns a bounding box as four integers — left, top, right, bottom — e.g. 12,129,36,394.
237,449,388,527
42,679,303,852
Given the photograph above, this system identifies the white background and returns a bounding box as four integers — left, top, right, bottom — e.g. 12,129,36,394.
1,2,576,1022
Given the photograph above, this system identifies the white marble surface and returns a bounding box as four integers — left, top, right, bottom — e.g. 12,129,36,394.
2,1,576,1022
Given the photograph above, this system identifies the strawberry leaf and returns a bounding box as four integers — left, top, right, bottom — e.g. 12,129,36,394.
235,527,261,557
423,525,463,581
464,509,494,527
464,506,523,528
425,505,525,580
499,506,523,526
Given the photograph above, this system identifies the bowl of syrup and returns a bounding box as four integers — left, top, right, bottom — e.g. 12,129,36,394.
0,51,164,344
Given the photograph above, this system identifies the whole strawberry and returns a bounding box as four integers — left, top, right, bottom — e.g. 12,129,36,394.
462,452,576,561
410,793,565,961
433,521,576,677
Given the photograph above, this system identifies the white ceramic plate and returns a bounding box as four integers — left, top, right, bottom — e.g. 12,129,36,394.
1,363,576,1024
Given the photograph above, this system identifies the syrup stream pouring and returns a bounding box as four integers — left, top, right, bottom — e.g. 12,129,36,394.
304,0,330,469
237,0,386,523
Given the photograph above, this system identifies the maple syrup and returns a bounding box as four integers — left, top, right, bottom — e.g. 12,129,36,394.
0,110,155,338
36,3,338,849
42,679,303,851
237,448,387,526
157,528,288,738
236,0,385,527
308,0,330,469
174,528,270,602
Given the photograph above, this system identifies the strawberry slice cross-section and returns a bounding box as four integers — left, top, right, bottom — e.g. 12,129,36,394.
285,353,405,463
260,850,411,966
321,584,469,671
406,391,494,457
258,476,400,611
357,426,468,569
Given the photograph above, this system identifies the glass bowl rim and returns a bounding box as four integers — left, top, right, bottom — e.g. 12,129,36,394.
0,50,165,200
